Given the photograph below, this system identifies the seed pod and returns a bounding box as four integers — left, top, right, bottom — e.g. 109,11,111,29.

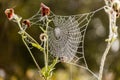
40,3,50,16
112,0,120,17
112,0,120,13
112,2,118,12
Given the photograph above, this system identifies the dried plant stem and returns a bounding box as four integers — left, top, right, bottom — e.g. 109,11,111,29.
98,1,117,79
98,12,115,80
98,42,112,80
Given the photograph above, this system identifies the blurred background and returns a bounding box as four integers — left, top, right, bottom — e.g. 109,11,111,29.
0,0,120,80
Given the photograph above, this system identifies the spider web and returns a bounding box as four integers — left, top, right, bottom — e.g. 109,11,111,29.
48,13,93,63
27,11,94,64
25,6,104,80
47,13,99,79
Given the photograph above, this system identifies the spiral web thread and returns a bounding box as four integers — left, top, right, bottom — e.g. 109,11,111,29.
26,7,104,80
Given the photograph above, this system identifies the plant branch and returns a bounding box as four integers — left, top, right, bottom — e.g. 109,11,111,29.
98,0,118,80
98,42,112,80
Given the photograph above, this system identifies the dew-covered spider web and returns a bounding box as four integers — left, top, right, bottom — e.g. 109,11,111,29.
25,6,104,80
48,14,92,63
47,13,98,80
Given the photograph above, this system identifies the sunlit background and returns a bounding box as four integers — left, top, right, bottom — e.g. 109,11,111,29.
0,0,120,80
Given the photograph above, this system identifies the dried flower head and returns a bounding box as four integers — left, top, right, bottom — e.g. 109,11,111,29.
112,0,120,17
112,1,120,11
39,33,48,41
22,20,31,28
40,3,50,16
5,8,14,20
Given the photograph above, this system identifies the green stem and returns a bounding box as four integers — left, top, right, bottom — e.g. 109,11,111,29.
46,17,49,72
25,32,44,51
17,20,44,51
22,36,41,71
22,37,45,80
17,20,45,80
17,21,39,68
44,40,48,72
17,20,23,31
44,16,51,80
